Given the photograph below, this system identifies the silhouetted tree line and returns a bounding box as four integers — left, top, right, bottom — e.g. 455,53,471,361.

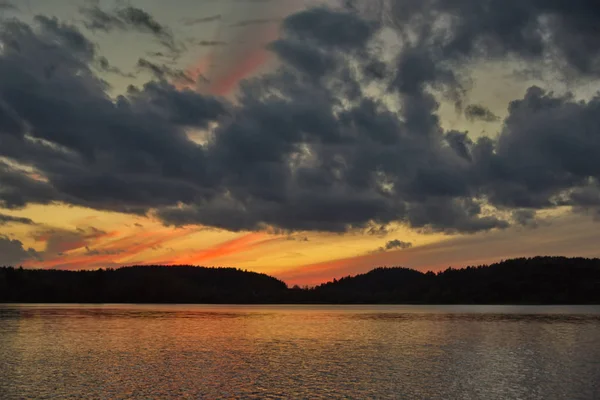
1,257,599,304
304,257,600,304
0,266,288,304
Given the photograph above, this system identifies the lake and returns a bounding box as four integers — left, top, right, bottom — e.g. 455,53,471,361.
1,305,599,399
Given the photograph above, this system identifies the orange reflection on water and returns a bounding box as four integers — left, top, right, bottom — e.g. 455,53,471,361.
3,304,599,399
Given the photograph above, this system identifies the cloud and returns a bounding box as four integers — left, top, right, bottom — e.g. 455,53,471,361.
136,58,196,84
363,224,396,237
465,104,500,122
385,239,412,250
285,235,309,242
476,87,600,211
229,18,279,28
2,4,600,236
512,209,539,227
84,246,124,257
80,5,181,54
116,7,175,47
200,46,270,95
35,15,96,58
181,15,222,26
79,5,124,32
192,40,227,47
0,213,34,226
23,227,196,269
382,0,600,75
157,232,279,265
0,236,40,265
31,227,111,256
275,213,600,286
0,1,17,11
0,162,60,210
281,7,375,50
96,56,134,78
371,239,413,254
0,16,226,214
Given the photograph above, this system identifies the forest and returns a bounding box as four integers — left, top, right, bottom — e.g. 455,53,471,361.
1,257,599,304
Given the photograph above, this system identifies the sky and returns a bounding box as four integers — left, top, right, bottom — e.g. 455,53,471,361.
1,0,600,286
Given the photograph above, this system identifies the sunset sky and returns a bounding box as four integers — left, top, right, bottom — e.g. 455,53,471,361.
1,0,600,285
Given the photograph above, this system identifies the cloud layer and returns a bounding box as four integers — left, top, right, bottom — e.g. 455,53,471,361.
1,2,600,235
0,237,39,265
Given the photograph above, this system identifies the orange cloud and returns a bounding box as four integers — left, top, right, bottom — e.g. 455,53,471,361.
185,17,281,96
23,227,197,270
25,227,286,271
210,48,270,96
103,228,193,256
31,227,118,255
183,49,271,96
159,232,282,265
183,0,311,96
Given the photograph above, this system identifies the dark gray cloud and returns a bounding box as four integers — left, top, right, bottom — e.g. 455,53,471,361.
475,87,600,212
0,1,17,11
80,5,181,54
512,209,539,227
35,15,96,58
0,16,225,215
156,7,502,233
191,40,227,47
229,18,278,28
0,213,34,226
2,4,600,236
465,104,500,122
136,58,195,84
181,15,222,26
80,4,125,32
0,162,60,209
385,239,412,250
370,239,413,254
117,7,175,48
383,0,600,76
282,7,374,50
363,224,396,237
96,56,134,78
0,236,40,265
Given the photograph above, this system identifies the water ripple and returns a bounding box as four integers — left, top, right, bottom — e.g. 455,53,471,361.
1,304,599,399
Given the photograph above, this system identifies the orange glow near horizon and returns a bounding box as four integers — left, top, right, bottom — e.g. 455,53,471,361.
6,201,600,286
156,232,282,265
22,227,199,270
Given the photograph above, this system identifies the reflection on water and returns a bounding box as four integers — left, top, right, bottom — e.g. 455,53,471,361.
1,305,599,399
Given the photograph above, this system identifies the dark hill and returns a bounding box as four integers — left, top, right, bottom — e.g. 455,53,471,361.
0,266,288,304
311,257,600,304
1,257,600,304
307,267,430,304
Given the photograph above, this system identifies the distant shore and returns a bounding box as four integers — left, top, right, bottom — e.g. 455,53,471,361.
2,256,600,305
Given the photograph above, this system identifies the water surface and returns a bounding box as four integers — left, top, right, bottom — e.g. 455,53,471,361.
1,304,599,399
